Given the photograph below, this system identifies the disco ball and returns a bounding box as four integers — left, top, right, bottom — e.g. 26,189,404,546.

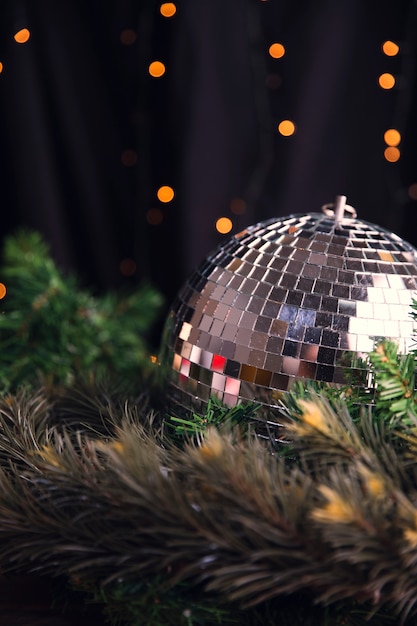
159,197,417,415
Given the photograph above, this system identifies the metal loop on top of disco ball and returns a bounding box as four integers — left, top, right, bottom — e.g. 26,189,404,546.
322,195,357,221
322,203,357,217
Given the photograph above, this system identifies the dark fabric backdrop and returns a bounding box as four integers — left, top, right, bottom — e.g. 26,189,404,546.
0,0,416,330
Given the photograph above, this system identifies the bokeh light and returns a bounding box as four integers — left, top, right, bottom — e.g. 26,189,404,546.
215,217,233,234
269,43,285,59
230,197,247,215
382,40,400,56
149,61,166,77
266,73,282,89
14,28,30,44
119,258,137,277
160,3,177,17
120,29,137,45
408,183,417,200
0,62,3,74
378,73,395,89
157,185,174,202
384,129,401,146
146,208,164,225
277,120,296,136
121,149,138,167
0,283,6,299
384,146,400,162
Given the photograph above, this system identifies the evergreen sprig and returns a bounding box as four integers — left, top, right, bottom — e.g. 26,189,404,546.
0,229,164,391
367,340,417,425
168,396,260,440
0,387,415,624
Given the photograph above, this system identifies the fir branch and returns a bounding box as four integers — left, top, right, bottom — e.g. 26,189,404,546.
0,395,416,622
367,340,417,425
167,396,260,440
0,229,164,392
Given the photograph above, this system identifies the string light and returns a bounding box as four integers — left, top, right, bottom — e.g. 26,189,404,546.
157,185,174,202
119,258,137,276
277,120,296,136
230,198,247,215
0,283,6,299
121,149,138,167
266,73,282,89
384,146,400,162
269,43,285,59
382,40,400,56
148,61,166,78
384,129,401,146
146,208,164,225
160,3,177,17
378,73,395,89
14,28,30,43
408,183,417,200
120,29,136,45
216,217,233,234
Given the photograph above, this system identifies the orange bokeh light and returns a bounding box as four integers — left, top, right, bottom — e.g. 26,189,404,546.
378,73,395,89
146,208,164,225
216,217,233,234
157,185,174,203
119,258,137,277
149,61,166,77
277,120,296,136
14,28,30,44
382,40,399,56
121,149,138,167
384,146,400,162
383,129,401,147
120,29,137,45
160,3,177,17
269,43,285,59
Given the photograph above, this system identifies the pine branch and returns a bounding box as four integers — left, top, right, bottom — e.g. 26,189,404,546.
0,229,164,392
0,391,415,623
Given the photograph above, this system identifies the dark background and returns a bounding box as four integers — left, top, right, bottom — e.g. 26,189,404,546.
0,0,416,342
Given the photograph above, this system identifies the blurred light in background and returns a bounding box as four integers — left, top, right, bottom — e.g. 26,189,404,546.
13,28,30,43
382,40,400,56
277,119,296,136
121,149,138,167
119,258,137,276
149,60,166,77
378,72,396,89
215,217,233,234
120,29,137,45
384,129,401,146
384,146,400,162
157,185,174,202
146,208,164,225
268,42,285,59
160,3,177,18
230,197,247,215
408,184,417,200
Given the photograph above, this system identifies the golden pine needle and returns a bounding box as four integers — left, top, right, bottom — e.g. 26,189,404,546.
357,463,386,499
34,444,63,468
295,399,331,436
199,428,224,459
311,485,358,524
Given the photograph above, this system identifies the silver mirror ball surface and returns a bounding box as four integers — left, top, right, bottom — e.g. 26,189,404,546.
159,207,417,416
